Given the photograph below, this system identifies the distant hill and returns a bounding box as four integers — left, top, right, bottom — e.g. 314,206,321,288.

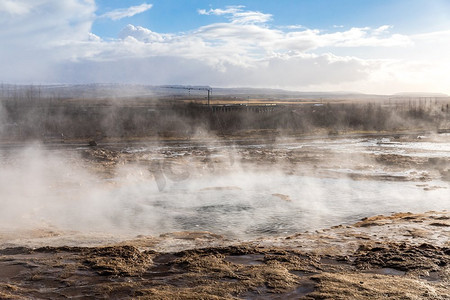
0,83,446,101
393,92,448,97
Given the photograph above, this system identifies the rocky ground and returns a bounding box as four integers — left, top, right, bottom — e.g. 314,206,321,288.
0,211,448,299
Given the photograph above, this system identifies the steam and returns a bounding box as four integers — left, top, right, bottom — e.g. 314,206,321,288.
0,138,448,241
0,145,105,229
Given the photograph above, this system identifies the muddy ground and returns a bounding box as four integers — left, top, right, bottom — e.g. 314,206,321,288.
0,212,448,299
0,133,449,299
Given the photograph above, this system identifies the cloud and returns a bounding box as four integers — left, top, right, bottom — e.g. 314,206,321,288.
0,0,96,82
46,53,371,89
0,2,449,94
329,28,412,47
278,25,306,30
198,5,272,24
0,0,31,15
0,0,95,43
100,3,153,21
198,5,245,17
118,24,167,42
373,25,393,35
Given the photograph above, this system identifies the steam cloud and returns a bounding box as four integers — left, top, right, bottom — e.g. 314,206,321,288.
0,139,449,241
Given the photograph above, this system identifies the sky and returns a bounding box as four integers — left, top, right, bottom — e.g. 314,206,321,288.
1,0,450,95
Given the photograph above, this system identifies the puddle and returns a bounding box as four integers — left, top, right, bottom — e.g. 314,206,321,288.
0,263,29,279
364,268,406,276
319,258,349,266
224,254,265,266
242,279,315,299
144,266,176,278
152,253,177,264
104,173,450,240
282,280,316,298
420,271,442,282
289,270,319,277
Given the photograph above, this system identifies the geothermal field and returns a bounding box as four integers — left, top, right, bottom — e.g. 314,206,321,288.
0,87,449,299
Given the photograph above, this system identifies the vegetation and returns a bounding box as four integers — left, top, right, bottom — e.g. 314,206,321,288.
0,90,449,141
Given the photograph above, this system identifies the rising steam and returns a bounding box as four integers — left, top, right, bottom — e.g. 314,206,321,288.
0,138,449,241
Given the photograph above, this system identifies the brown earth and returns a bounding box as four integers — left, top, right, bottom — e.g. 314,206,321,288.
0,211,449,299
